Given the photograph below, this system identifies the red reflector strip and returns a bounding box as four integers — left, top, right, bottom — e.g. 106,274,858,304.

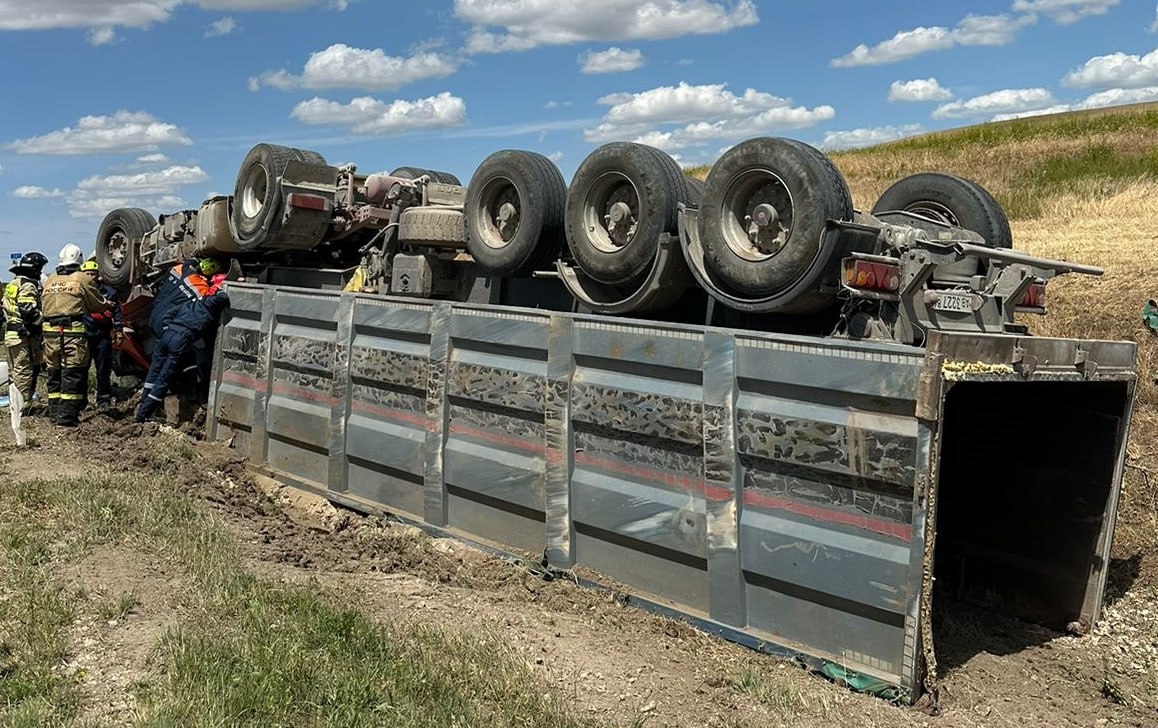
287,193,327,211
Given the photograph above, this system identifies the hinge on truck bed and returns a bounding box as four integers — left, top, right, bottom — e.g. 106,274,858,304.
1012,344,1037,377
1074,347,1098,380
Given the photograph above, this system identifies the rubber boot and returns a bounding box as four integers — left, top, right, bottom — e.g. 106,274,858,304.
58,400,80,428
47,398,61,426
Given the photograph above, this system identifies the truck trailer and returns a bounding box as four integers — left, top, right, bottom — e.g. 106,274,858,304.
93,135,1138,706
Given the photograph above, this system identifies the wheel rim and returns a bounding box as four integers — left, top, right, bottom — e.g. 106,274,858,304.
582,172,639,253
474,176,521,250
240,163,269,220
719,169,793,262
903,200,960,227
106,230,128,270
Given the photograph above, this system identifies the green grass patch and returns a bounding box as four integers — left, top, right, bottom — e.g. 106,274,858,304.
0,508,84,725
1000,143,1158,218
136,583,597,728
0,434,608,728
728,663,802,715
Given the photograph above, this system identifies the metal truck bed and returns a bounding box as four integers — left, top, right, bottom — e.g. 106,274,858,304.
207,282,1137,704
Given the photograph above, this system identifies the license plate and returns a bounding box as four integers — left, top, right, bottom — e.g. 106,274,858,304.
933,291,974,313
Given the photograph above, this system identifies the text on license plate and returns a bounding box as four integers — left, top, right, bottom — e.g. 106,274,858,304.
933,292,973,313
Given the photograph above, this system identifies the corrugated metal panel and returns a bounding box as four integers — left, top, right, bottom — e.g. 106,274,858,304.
209,283,1136,704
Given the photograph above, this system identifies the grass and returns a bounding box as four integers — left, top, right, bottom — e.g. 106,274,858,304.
728,663,803,715
0,434,606,728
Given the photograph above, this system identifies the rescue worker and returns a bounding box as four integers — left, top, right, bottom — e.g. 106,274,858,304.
175,270,229,406
80,259,121,412
41,244,112,427
136,256,229,423
3,251,48,412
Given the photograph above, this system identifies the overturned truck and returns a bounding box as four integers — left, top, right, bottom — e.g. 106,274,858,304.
95,136,1137,705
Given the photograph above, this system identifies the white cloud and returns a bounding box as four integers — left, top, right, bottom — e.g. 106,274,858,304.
888,78,952,102
1152,5,1158,32
135,153,170,166
933,88,1057,119
989,104,1075,121
456,0,758,53
999,86,1158,121
583,81,834,151
87,26,117,45
0,1,346,32
1078,85,1158,108
205,16,235,37
547,151,564,162
248,70,297,92
249,43,458,91
290,92,467,135
67,194,186,220
819,124,925,151
1061,48,1158,89
6,111,192,155
831,14,1035,67
580,47,644,74
0,164,4,176
67,165,208,219
1011,0,1119,25
12,186,66,199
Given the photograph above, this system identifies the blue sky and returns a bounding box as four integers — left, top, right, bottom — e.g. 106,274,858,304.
1,0,1156,264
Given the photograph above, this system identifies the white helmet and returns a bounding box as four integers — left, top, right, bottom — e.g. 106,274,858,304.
58,243,84,269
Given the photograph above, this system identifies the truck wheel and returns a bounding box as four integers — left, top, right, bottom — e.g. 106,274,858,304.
684,176,705,205
391,167,462,186
398,207,467,246
465,150,566,276
232,143,300,248
291,148,327,166
96,208,157,286
565,142,686,286
872,172,1012,249
699,137,853,297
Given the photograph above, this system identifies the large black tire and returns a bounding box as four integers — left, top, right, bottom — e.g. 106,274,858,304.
292,147,327,166
398,208,467,246
465,150,566,277
684,176,705,205
872,172,1012,249
565,142,687,286
699,137,853,298
95,207,157,287
232,143,302,250
391,166,462,186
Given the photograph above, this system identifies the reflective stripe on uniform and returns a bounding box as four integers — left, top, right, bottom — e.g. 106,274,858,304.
58,393,85,401
42,324,87,335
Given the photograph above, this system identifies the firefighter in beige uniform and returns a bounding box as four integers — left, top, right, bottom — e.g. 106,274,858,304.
41,244,112,427
3,251,48,412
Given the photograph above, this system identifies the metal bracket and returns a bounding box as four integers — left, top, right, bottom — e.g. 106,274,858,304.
1012,344,1038,377
1074,347,1098,379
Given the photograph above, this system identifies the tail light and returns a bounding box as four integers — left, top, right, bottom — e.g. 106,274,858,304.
1016,282,1046,308
287,192,328,211
842,259,901,293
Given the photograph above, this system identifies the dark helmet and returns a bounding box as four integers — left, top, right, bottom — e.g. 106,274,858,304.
10,251,48,275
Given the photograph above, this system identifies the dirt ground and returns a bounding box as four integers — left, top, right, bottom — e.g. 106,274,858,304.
4,405,1157,728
